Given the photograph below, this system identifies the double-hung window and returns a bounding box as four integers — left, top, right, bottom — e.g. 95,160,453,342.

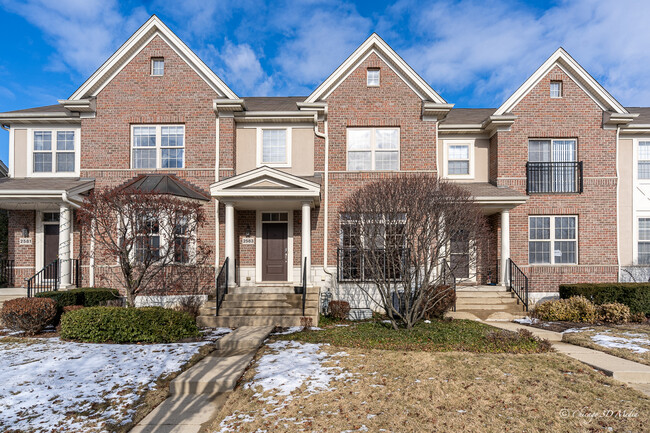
132,125,185,169
447,143,471,176
528,139,579,193
173,215,191,264
33,130,76,173
135,213,160,263
638,141,650,179
529,216,577,265
638,218,650,265
347,128,399,171
259,128,290,166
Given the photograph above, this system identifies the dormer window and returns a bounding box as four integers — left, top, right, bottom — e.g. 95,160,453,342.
367,69,380,87
550,80,562,98
151,58,164,76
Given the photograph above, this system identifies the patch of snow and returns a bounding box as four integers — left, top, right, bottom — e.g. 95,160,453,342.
513,317,538,325
271,326,322,335
590,333,650,354
0,335,221,432
457,410,467,413
424,320,431,324
334,324,350,327
563,327,594,334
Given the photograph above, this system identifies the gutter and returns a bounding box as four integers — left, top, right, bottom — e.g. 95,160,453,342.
312,110,334,280
616,125,621,281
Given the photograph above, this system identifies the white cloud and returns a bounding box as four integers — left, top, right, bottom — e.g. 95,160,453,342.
0,0,149,78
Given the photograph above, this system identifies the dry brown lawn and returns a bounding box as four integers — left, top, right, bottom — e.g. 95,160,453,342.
207,343,649,433
562,324,650,367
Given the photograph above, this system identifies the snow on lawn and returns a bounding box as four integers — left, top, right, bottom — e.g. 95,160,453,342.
590,332,650,354
0,328,231,433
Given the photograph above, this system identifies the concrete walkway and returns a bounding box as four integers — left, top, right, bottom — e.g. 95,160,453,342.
486,320,650,396
130,326,273,433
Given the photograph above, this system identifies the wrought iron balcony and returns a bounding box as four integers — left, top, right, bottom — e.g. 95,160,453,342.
526,161,583,194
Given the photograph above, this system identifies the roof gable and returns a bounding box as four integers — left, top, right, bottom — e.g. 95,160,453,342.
495,48,627,116
68,15,238,101
210,166,321,201
305,33,446,104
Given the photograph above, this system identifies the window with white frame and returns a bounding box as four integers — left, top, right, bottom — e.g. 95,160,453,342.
135,213,160,263
529,216,577,265
173,215,190,264
347,128,399,171
132,125,185,169
367,69,380,86
638,218,650,265
33,130,76,173
638,141,650,179
550,80,562,98
447,144,470,176
151,58,164,76
260,129,289,165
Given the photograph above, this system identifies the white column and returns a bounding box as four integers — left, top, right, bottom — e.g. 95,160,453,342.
59,203,72,288
224,202,235,287
301,201,311,284
500,209,510,286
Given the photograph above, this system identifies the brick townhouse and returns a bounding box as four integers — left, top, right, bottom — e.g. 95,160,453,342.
0,15,647,322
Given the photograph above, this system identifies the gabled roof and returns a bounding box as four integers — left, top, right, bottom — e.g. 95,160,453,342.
305,33,447,104
495,48,627,116
68,15,238,101
117,174,210,201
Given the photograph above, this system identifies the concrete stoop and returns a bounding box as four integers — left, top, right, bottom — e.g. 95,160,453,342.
449,286,527,321
131,326,273,433
197,286,320,328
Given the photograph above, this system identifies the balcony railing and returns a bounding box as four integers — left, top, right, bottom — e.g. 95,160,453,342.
526,161,583,194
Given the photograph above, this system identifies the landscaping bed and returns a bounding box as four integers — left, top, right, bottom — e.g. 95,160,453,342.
561,324,650,366
277,319,552,353
0,328,231,432
208,333,649,432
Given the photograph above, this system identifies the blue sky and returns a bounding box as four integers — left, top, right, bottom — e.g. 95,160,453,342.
1,0,650,163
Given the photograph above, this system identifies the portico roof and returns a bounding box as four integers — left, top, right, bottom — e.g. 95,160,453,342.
0,177,95,210
459,182,528,214
210,166,321,209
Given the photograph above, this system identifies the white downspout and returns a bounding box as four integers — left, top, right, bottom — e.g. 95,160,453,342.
313,111,333,280
616,125,621,281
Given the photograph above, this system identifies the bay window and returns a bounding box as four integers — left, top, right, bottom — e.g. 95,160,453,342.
347,128,400,171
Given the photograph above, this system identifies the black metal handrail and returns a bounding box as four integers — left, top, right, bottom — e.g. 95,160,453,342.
507,258,529,311
301,257,307,316
441,259,456,311
215,257,229,316
26,258,81,297
337,247,408,282
526,161,583,194
0,259,14,287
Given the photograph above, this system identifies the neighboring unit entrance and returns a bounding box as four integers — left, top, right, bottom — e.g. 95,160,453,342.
43,212,60,265
262,213,288,281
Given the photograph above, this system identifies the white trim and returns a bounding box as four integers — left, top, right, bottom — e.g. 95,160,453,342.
35,211,44,271
211,166,321,199
26,126,81,177
130,124,185,169
69,15,238,100
346,127,400,171
442,139,475,179
495,47,627,116
256,127,292,168
305,33,446,104
255,210,294,284
8,127,14,178
527,215,579,265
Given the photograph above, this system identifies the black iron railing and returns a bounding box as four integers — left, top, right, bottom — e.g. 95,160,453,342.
337,247,408,282
0,259,14,287
441,259,456,311
301,257,307,316
507,258,529,311
215,257,229,316
26,258,81,297
526,161,583,194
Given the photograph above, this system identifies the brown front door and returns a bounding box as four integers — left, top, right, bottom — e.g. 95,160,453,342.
262,223,288,281
44,224,59,265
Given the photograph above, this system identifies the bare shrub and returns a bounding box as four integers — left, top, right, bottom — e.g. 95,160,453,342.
174,296,203,319
329,300,351,320
1,298,57,335
300,317,314,330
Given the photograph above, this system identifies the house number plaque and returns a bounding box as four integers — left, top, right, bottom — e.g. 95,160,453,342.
241,238,255,245
19,238,32,245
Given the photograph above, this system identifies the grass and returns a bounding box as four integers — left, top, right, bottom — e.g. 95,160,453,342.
209,343,650,433
279,319,552,353
562,324,650,367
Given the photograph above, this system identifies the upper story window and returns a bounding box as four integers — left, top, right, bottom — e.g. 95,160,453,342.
527,139,582,194
638,141,650,179
529,215,577,265
444,141,473,177
132,125,185,169
347,128,399,171
151,58,164,76
257,128,291,167
367,69,380,87
550,80,562,98
33,130,76,174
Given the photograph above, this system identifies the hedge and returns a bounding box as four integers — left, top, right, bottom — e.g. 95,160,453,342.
559,283,650,315
35,287,119,309
59,306,200,343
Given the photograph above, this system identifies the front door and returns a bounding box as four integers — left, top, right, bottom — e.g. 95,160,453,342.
262,223,288,281
450,231,470,279
44,224,59,265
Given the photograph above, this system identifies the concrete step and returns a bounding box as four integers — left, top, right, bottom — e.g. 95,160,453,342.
455,297,518,305
455,303,523,311
197,315,317,328
446,310,528,321
218,300,319,309
455,291,514,298
456,285,508,292
231,286,319,295
221,293,319,302
207,307,317,317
